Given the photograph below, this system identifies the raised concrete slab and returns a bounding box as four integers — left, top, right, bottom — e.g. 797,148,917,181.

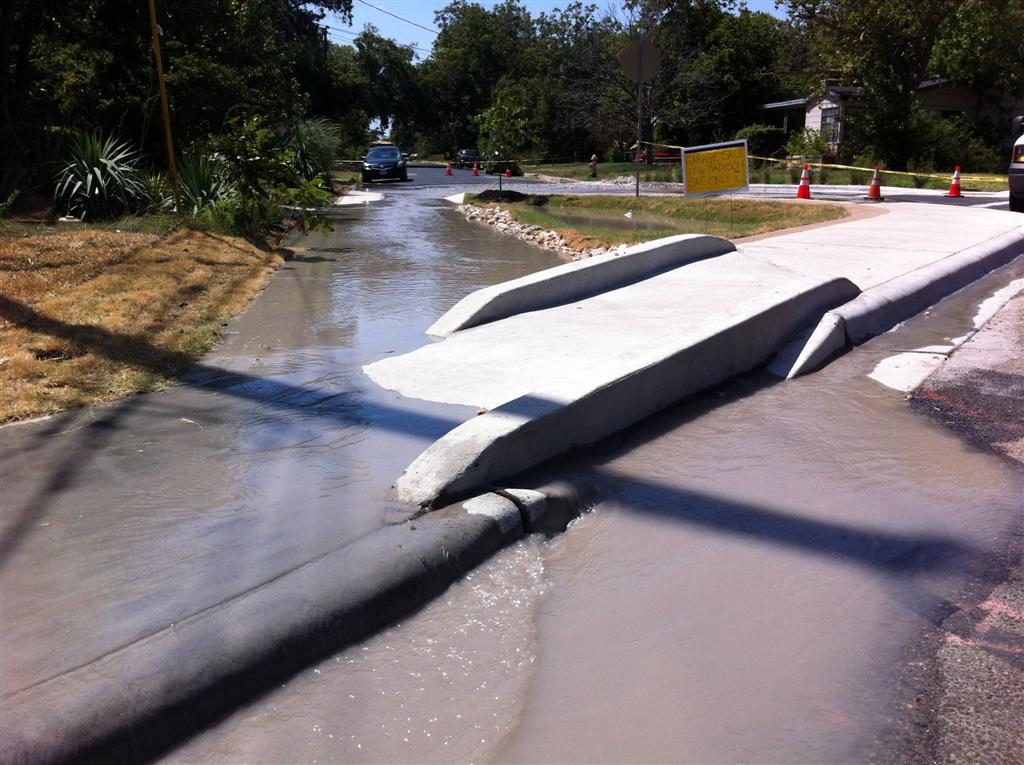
738,203,1022,291
427,234,735,336
393,276,857,507
776,215,1024,377
368,203,1024,507
371,252,849,410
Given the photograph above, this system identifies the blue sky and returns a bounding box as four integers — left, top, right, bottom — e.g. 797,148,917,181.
326,0,787,60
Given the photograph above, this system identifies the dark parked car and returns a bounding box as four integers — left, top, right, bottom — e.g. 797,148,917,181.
455,148,480,168
361,145,408,183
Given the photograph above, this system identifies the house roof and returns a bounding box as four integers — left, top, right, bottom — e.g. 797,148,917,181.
823,85,864,100
758,98,807,110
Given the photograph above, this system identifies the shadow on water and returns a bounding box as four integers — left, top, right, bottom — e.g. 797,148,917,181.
57,453,983,765
0,288,1005,764
0,294,461,568
0,287,979,595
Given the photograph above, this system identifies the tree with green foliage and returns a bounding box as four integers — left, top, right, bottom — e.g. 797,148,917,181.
787,0,1020,167
353,27,420,140
418,0,534,154
1,0,355,199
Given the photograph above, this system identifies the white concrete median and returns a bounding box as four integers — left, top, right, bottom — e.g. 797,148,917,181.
367,202,1024,507
427,233,736,336
395,275,858,506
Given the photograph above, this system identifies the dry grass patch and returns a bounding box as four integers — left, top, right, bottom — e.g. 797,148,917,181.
0,228,282,422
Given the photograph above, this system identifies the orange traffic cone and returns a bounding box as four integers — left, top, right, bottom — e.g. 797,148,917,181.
504,167,512,178
445,162,453,176
945,166,962,197
472,162,479,177
796,164,811,199
864,165,884,201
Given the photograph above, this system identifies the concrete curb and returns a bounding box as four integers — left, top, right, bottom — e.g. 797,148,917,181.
427,234,735,337
784,229,1024,377
0,487,586,765
397,276,860,508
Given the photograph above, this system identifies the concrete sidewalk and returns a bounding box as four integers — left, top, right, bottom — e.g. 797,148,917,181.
366,203,1024,506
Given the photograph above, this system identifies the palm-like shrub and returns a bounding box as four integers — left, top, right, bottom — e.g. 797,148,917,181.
177,152,232,215
142,171,173,212
283,118,340,181
55,132,146,220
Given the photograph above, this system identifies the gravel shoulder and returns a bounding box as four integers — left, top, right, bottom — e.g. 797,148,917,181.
883,294,1024,765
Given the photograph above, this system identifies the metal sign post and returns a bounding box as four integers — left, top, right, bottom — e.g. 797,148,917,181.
619,39,660,198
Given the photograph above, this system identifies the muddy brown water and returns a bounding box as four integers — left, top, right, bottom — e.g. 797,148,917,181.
0,186,562,696
165,211,1023,763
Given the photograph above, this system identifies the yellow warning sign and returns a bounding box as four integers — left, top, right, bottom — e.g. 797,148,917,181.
683,141,748,195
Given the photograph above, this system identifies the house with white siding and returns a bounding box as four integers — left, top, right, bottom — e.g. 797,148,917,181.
759,79,1024,159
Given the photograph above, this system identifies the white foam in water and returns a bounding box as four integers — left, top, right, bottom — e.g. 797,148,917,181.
335,189,384,205
973,278,1024,329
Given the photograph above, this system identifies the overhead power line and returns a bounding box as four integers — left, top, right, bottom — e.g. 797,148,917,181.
355,0,439,36
324,23,433,54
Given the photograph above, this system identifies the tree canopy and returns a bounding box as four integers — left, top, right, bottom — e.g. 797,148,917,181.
3,0,1021,201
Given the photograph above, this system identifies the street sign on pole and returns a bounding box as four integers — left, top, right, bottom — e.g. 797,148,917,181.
619,39,661,84
619,39,661,198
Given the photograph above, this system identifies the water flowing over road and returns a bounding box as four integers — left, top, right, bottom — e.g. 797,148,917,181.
164,179,1023,764
0,177,561,698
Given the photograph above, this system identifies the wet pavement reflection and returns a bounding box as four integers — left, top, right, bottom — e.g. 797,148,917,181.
5,173,1021,763
166,251,1022,764
0,178,562,696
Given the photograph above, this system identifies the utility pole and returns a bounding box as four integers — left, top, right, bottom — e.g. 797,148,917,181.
635,81,642,198
147,0,181,215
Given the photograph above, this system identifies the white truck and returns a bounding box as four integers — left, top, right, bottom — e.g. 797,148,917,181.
1010,116,1023,212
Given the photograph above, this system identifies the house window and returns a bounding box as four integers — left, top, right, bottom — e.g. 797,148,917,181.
820,107,841,143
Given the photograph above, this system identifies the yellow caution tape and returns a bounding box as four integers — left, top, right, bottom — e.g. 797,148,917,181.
745,154,1008,183
635,141,1006,183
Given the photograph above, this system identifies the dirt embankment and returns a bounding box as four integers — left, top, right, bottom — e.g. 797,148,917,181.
459,204,624,261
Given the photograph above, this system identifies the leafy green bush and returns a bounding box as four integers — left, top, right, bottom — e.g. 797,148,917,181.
735,124,786,157
907,109,1003,173
212,118,297,201
786,128,831,160
906,157,935,188
196,117,337,236
55,132,146,220
283,119,341,181
484,160,523,176
852,152,881,170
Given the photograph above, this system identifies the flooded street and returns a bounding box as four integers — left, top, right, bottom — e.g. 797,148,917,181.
166,190,1023,764
0,180,562,696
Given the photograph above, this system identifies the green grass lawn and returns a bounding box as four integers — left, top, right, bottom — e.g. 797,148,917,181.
527,161,1008,192
469,193,848,249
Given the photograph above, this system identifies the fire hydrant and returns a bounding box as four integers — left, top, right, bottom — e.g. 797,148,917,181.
589,154,598,178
